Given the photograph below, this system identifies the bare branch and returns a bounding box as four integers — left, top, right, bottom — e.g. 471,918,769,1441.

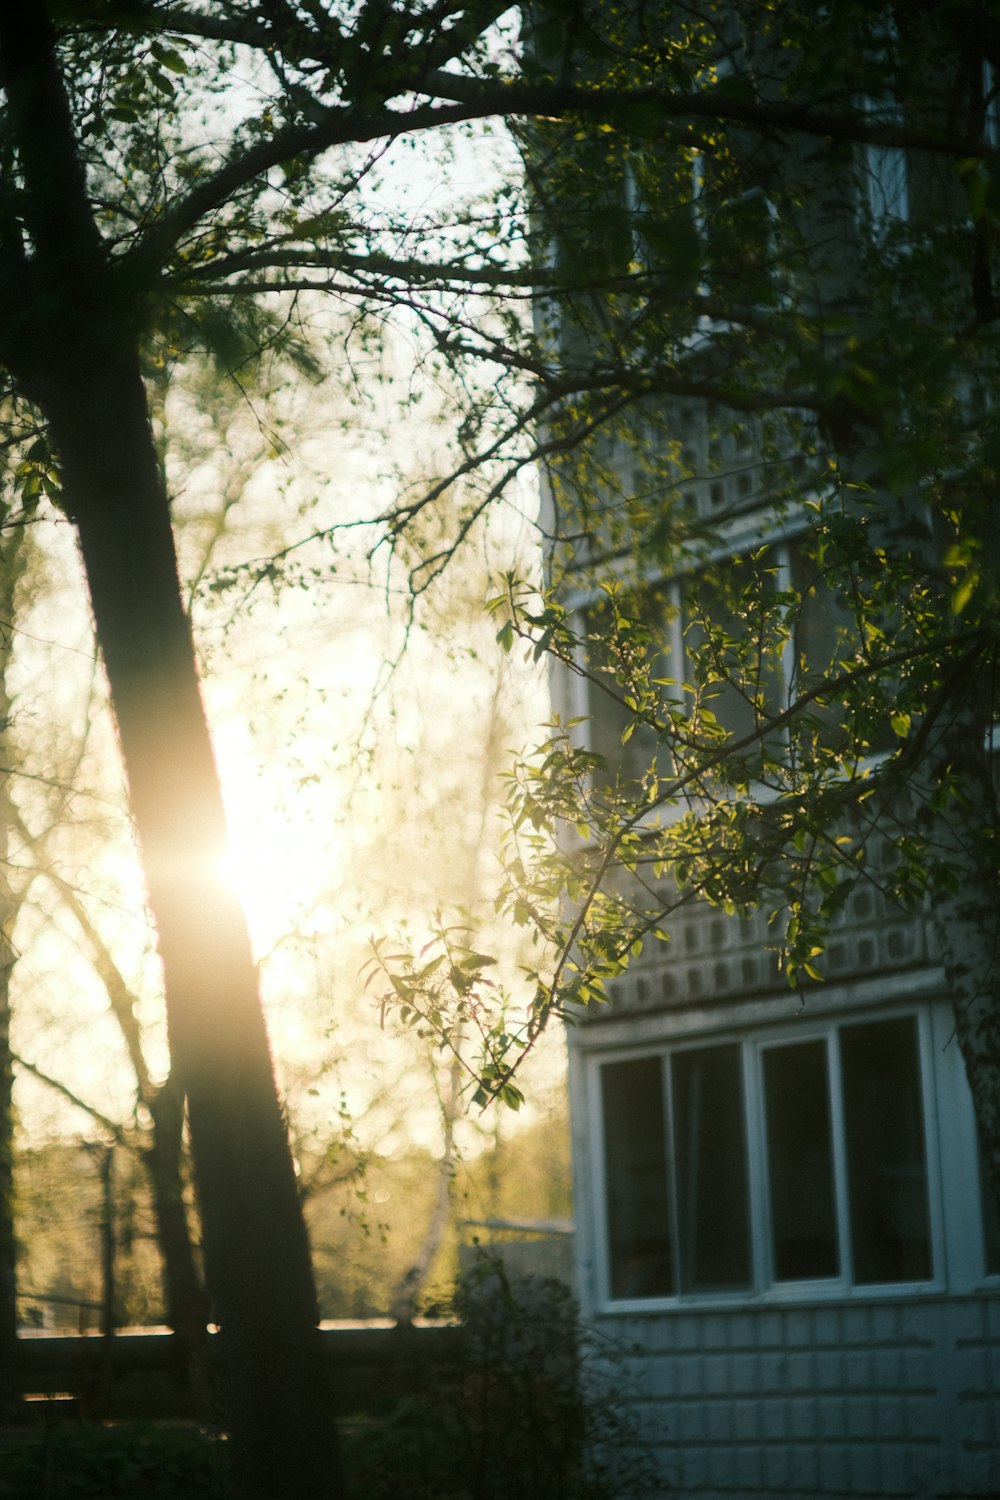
12,1053,123,1138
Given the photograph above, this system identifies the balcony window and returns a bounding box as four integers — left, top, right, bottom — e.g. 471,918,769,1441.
673,1044,752,1291
602,1057,673,1298
596,1011,939,1303
763,1038,839,1280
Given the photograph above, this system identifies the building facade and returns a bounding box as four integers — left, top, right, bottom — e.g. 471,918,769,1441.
538,4,1000,1494
565,893,1000,1497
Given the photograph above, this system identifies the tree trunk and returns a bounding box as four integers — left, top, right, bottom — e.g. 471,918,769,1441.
0,12,339,1493
390,1057,461,1322
832,436,1000,1218
50,330,339,1500
920,680,1000,1208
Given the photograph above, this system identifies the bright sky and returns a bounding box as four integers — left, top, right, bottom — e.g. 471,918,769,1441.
7,332,555,1162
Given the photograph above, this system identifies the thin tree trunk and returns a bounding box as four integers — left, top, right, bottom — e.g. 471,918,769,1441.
919,681,1000,1204
0,12,339,1494
390,1057,461,1322
39,855,210,1374
834,437,1000,1214
144,1074,211,1370
0,530,28,1418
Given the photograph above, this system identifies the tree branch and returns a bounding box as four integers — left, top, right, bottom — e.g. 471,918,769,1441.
12,1054,122,1138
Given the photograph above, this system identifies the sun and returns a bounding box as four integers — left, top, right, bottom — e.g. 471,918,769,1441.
211,735,331,956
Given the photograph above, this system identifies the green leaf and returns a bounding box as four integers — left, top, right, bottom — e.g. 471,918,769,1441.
152,45,189,74
951,573,979,615
458,951,497,971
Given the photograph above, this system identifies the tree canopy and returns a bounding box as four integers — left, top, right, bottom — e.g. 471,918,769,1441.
491,0,1000,1198
367,0,1000,1212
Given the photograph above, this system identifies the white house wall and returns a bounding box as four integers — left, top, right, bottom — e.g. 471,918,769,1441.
579,1296,1000,1499
568,905,1000,1496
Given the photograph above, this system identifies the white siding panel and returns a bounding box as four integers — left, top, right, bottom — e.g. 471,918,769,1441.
586,1296,1000,1498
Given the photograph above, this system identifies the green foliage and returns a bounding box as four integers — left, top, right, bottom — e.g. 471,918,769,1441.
362,925,528,1110
487,1,1000,1062
0,1423,233,1499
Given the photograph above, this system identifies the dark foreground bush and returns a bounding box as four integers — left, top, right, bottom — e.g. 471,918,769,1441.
2,1273,658,1499
0,1421,235,1499
339,1261,663,1500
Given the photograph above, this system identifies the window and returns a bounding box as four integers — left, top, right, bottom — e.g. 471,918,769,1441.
602,1057,672,1298
864,134,909,229
857,17,909,235
693,144,781,303
763,1039,839,1280
597,1012,939,1303
580,532,874,778
841,1016,932,1282
673,1044,751,1291
582,586,680,787
857,85,911,229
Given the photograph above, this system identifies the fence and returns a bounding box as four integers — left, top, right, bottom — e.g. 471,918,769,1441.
15,1321,464,1420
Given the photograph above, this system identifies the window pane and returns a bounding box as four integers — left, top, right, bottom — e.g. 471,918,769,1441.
789,540,894,754
763,1040,839,1280
682,554,783,747
585,589,676,786
866,142,909,226
841,1017,932,1283
672,1044,751,1292
978,1144,1000,1276
601,1058,673,1298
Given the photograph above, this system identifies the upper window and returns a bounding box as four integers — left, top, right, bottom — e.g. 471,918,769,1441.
597,1011,937,1304
580,534,862,783
863,131,909,231
692,143,781,305
856,13,909,235
863,76,905,231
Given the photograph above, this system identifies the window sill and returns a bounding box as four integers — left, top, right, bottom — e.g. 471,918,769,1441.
594,1276,951,1316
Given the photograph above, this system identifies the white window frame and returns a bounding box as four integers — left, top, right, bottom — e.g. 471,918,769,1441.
588,1003,958,1312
